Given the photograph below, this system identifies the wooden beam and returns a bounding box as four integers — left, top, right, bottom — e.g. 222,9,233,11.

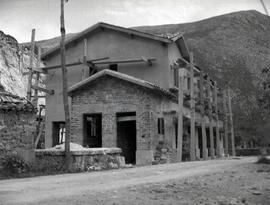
189,52,196,161
141,56,152,66
42,57,109,71
223,90,229,155
228,88,236,156
214,81,221,157
93,57,156,65
199,71,207,160
117,116,136,122
33,47,41,106
27,29,35,101
31,95,46,98
207,76,215,159
82,39,88,80
177,70,185,162
31,85,54,95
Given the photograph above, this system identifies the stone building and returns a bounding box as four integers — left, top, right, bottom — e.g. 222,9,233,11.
0,92,36,167
41,22,228,165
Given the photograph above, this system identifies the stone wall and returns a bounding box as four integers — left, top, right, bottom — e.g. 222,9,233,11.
0,111,36,167
35,148,123,172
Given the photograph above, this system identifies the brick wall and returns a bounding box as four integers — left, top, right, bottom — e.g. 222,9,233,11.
70,76,178,165
0,111,36,166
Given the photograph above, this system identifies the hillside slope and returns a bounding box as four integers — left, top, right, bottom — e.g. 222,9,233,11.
134,10,270,142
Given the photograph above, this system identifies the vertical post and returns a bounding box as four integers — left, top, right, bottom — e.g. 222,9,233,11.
177,69,184,162
27,29,35,101
223,90,229,155
228,88,236,156
214,81,220,157
199,72,207,160
33,47,41,107
60,0,71,171
82,39,87,80
189,52,196,161
207,77,215,159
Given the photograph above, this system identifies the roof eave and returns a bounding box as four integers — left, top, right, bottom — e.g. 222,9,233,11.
41,22,172,60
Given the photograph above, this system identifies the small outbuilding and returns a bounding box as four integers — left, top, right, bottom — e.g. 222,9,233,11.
0,92,36,167
68,69,183,165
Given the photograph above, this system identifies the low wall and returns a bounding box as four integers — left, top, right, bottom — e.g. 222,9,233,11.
35,148,124,172
236,148,270,156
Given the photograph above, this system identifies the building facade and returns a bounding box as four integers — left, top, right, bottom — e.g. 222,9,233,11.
41,22,227,165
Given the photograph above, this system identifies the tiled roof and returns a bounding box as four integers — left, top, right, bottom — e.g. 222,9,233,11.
0,92,36,112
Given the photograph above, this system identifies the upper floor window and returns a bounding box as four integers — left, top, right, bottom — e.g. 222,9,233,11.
109,64,118,71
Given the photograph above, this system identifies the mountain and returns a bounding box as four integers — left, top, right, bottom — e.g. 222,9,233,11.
20,33,76,54
134,10,270,144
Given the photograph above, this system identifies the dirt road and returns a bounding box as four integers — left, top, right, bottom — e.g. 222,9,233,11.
0,157,269,205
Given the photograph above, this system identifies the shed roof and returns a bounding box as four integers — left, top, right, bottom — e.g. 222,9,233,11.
41,22,188,60
68,69,176,100
0,92,36,112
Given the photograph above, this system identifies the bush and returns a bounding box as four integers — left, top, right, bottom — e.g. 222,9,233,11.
2,154,30,174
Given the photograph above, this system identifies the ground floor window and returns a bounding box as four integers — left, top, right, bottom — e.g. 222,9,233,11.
52,121,65,147
83,113,102,148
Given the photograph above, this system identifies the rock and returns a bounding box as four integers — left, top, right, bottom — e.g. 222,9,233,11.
108,162,118,169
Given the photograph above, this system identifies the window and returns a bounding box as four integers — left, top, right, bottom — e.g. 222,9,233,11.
86,116,97,137
158,118,165,135
109,64,118,71
52,121,65,146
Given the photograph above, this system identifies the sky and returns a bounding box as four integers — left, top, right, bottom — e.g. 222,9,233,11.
0,0,269,43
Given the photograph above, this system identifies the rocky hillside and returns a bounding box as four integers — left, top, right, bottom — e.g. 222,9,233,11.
0,31,39,97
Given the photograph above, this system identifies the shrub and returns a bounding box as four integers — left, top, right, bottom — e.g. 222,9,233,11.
2,154,30,174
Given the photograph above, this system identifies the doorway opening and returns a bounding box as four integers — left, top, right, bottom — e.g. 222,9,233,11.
83,113,102,148
116,112,136,164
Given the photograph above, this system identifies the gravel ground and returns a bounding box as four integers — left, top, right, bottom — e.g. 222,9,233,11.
0,157,269,205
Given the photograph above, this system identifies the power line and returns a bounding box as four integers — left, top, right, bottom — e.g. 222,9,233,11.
260,0,269,16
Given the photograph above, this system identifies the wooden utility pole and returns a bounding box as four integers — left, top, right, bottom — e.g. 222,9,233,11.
214,81,220,157
27,29,35,101
223,90,229,155
33,47,41,106
207,77,215,159
60,0,71,171
177,69,185,162
82,39,88,80
189,52,196,161
199,72,207,160
228,88,236,156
